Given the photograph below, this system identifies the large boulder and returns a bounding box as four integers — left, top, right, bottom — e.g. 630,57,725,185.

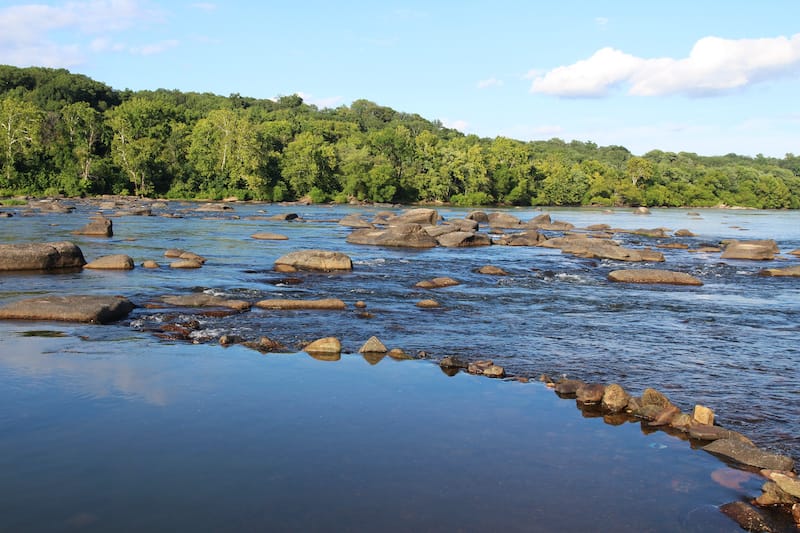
0,241,86,271
84,254,134,270
0,295,135,324
274,250,353,271
347,224,437,248
721,239,779,260
465,211,489,223
487,212,523,229
436,231,491,248
385,208,438,226
608,269,703,286
74,216,113,237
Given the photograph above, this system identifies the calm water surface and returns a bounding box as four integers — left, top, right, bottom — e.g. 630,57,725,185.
1,200,799,466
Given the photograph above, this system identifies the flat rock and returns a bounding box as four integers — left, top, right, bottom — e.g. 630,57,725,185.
84,254,134,270
768,472,800,499
337,214,374,228
704,438,795,471
251,232,288,240
576,383,605,403
759,265,800,277
608,269,703,286
0,295,135,324
721,239,778,260
541,237,664,262
347,224,438,248
274,250,353,271
0,241,86,271
487,212,523,228
255,298,346,310
161,294,251,311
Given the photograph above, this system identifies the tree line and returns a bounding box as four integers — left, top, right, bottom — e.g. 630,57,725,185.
1,65,799,208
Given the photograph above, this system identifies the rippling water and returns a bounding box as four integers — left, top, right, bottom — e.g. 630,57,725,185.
2,200,799,461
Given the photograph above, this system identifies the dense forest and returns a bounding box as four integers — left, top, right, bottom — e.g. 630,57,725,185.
1,65,799,208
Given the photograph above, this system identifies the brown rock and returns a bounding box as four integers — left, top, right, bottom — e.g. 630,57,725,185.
255,298,346,310
415,277,460,289
477,265,508,276
755,481,799,506
347,224,438,248
416,299,440,308
386,208,439,226
141,260,159,269
304,337,341,355
274,249,352,271
507,230,547,246
84,254,134,270
358,336,387,354
692,404,715,425
354,300,366,308
769,472,800,499
0,295,134,324
633,207,651,215
164,248,186,258
338,214,374,228
576,383,605,404
537,221,574,231
387,348,413,360
608,269,703,286
554,379,584,396
178,251,206,263
719,501,774,532
721,239,778,260
74,216,113,237
641,388,672,409
602,384,630,413
436,231,491,247
487,212,523,228
649,404,681,426
704,439,795,471
688,423,753,444
162,294,250,311
0,241,86,271
439,355,468,369
482,365,505,378
465,211,489,223
170,259,203,269
251,232,288,240
541,237,664,262
759,265,800,277
669,413,693,431
674,229,695,237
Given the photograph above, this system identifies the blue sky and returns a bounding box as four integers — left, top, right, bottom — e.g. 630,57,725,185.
1,0,799,157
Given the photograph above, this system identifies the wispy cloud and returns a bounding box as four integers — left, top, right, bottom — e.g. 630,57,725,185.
191,2,217,11
296,92,343,109
442,118,470,132
531,33,800,98
477,77,504,89
131,39,180,56
595,17,609,27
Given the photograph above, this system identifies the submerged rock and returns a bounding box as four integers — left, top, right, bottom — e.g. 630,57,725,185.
0,241,86,271
0,295,134,324
541,237,665,262
415,277,460,289
477,265,508,276
251,232,288,240
416,299,440,308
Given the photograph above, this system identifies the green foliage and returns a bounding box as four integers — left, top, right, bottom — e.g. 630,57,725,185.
0,65,798,208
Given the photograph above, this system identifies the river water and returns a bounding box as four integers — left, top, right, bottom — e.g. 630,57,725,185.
1,200,799,465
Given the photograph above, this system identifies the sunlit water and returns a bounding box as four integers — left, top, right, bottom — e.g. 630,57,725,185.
1,200,799,465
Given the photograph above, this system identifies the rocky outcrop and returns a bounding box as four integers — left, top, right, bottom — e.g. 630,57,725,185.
161,294,251,311
255,298,346,310
0,295,135,323
347,224,438,248
84,254,134,270
487,212,523,228
0,241,86,271
274,249,353,271
436,231,491,247
74,216,113,237
721,239,779,260
608,269,703,285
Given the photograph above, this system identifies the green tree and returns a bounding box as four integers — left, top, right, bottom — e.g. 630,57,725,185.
0,96,41,188
280,131,337,197
60,101,102,190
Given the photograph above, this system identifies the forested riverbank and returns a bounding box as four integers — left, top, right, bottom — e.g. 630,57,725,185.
1,65,799,208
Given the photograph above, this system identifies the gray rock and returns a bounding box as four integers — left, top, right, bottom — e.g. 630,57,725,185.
487,212,523,228
0,241,86,271
436,231,491,248
74,216,113,237
465,211,489,223
347,224,438,248
704,438,795,471
359,336,388,354
274,249,353,271
0,295,134,324
386,208,439,226
721,239,778,260
162,294,251,311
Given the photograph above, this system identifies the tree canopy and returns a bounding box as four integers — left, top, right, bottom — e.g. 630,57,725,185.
1,65,798,208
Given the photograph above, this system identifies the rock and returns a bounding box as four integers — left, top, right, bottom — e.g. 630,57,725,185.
554,379,584,396
164,248,186,258
447,218,480,232
467,360,503,377
242,336,284,353
415,277,460,289
416,299,440,308
755,481,798,506
179,251,206,263
74,216,113,237
387,348,413,360
633,207,651,215
274,249,353,271
541,237,665,262
649,404,681,426
602,384,630,413
526,213,552,227
251,232,288,240
537,221,575,232
267,213,299,221
656,242,689,249
576,383,605,404
477,265,508,276
768,472,800,499
425,225,459,238
465,210,489,223
721,239,778,260
439,355,468,369
347,224,438,248
674,229,695,237
487,212,523,228
692,405,715,425
669,413,693,431
0,295,135,324
436,231,491,247
358,336,387,354
719,501,775,532
274,264,296,273
507,230,547,246
608,269,703,286
793,503,800,527
84,254,134,270
641,388,672,409
482,365,505,378
759,265,800,277
688,423,753,444
790,249,800,257
354,301,366,308
161,294,251,311
386,208,438,226
196,203,233,212
219,334,243,346
255,298,346,310
304,336,341,356
170,259,203,269
704,439,795,471
0,241,86,271
141,260,159,269
586,223,611,231
337,214,374,228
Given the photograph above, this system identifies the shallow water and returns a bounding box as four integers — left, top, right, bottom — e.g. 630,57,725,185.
0,332,759,532
1,200,799,465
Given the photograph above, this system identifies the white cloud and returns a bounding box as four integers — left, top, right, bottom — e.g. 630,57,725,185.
442,119,469,132
531,33,800,98
131,39,179,56
0,1,163,67
477,77,504,89
296,92,343,109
